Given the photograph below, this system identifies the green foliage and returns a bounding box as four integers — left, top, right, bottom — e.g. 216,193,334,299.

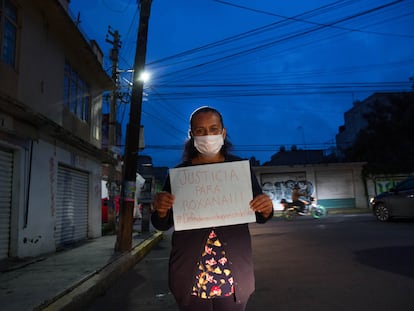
344,93,414,175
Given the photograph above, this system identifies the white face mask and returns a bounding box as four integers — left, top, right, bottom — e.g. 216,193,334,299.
193,134,224,156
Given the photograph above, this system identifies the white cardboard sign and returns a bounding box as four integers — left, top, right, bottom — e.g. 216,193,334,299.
169,160,256,231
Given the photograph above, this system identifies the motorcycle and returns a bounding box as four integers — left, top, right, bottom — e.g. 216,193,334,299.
280,196,327,220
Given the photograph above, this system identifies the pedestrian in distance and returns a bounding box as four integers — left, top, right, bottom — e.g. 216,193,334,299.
151,106,274,311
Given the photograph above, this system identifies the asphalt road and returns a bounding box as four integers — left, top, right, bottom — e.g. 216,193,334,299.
87,213,414,311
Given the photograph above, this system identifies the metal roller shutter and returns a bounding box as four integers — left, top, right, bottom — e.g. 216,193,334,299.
55,165,89,247
315,170,356,208
316,170,354,198
0,148,13,259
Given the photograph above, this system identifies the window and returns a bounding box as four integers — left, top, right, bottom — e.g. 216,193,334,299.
0,0,18,68
64,60,90,122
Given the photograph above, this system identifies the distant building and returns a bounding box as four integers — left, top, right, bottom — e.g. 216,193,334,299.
334,91,414,201
0,0,114,259
101,113,123,154
101,113,123,196
254,162,367,211
256,147,368,212
335,92,414,159
262,146,335,166
252,92,414,212
137,155,168,194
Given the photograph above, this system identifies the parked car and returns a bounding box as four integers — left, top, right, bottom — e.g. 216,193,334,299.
371,176,414,221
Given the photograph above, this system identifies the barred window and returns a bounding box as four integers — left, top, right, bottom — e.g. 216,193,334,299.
0,0,18,68
64,60,90,122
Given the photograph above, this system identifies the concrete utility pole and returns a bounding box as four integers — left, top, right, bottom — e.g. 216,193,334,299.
106,27,121,153
105,27,122,232
115,0,152,252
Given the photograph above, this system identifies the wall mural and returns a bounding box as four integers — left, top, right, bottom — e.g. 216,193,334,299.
261,179,314,210
374,177,407,195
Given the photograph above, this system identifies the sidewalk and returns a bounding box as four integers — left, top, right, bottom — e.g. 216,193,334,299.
0,227,163,311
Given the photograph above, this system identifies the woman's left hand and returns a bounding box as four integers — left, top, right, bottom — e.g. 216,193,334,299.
250,194,273,218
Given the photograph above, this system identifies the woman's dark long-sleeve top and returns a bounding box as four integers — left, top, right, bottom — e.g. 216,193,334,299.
151,155,274,306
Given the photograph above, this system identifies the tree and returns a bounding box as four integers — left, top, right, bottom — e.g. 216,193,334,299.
345,93,414,175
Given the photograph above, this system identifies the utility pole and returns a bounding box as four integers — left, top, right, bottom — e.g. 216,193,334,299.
105,27,122,232
115,0,152,252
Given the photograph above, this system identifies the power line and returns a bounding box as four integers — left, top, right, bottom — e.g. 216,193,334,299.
109,1,414,165
153,1,405,82
146,1,349,67
102,0,134,13
213,0,414,39
145,142,337,152
146,84,412,101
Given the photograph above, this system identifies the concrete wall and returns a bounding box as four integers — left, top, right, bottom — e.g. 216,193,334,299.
0,0,112,259
16,1,107,148
253,162,367,211
9,139,102,258
365,174,414,202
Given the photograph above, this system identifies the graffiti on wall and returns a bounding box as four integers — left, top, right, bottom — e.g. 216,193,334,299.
374,177,407,195
262,179,314,210
262,179,314,202
261,172,315,210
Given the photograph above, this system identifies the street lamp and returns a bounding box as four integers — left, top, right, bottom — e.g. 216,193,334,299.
139,71,150,83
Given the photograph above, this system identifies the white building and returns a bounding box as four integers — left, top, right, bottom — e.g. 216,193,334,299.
0,0,114,259
335,92,414,159
254,162,367,211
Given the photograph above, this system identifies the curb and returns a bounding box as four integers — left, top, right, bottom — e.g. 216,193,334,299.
326,208,371,215
272,207,371,219
35,231,164,311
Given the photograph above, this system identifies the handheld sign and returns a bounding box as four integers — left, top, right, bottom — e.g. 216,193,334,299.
169,160,256,231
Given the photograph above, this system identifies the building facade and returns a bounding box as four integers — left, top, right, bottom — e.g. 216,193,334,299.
253,162,367,211
0,0,114,259
335,92,414,159
335,91,414,199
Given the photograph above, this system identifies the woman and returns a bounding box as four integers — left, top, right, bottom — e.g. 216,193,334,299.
151,106,274,311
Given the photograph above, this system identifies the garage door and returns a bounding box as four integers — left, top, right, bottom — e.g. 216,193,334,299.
55,165,89,247
316,170,356,208
0,148,13,259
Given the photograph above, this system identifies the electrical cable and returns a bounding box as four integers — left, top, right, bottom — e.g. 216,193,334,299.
106,1,414,161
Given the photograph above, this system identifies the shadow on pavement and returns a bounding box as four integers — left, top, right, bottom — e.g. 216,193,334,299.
354,245,414,278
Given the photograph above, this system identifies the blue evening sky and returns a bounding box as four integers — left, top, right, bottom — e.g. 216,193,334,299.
69,0,414,167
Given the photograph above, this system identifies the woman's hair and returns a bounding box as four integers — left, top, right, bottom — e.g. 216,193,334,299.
182,106,233,161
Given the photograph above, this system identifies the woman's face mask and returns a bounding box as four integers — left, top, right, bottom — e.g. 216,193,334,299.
193,134,224,156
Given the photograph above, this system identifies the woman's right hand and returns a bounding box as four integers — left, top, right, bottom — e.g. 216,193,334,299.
153,191,175,218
